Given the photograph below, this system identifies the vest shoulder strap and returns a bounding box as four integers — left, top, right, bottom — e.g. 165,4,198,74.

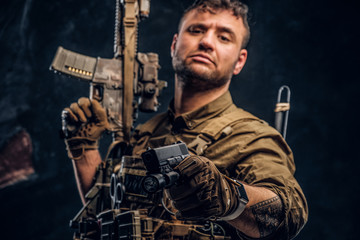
188,108,261,155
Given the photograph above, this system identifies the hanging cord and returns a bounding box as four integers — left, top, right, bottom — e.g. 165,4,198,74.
161,191,176,216
198,221,227,238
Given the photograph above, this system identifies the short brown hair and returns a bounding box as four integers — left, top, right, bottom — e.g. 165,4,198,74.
179,0,250,49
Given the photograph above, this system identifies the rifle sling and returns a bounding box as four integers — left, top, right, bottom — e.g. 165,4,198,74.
123,0,138,141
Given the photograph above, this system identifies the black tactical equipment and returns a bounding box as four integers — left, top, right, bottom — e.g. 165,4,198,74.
141,142,190,193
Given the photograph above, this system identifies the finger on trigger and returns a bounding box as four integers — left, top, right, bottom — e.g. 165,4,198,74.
78,97,92,118
70,102,87,123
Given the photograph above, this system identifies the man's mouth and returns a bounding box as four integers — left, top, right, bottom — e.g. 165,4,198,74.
189,53,215,66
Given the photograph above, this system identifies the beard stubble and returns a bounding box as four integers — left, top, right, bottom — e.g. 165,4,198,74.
172,54,236,92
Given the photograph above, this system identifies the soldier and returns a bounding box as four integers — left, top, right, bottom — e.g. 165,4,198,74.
63,0,308,239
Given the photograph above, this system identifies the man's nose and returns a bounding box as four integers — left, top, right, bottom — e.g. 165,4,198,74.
199,31,215,51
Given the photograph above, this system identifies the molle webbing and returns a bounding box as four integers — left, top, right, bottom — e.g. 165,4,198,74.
188,109,260,155
97,208,231,240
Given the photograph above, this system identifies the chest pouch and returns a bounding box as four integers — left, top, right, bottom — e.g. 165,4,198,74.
111,155,163,208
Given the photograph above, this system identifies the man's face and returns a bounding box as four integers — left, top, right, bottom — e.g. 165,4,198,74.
171,8,248,91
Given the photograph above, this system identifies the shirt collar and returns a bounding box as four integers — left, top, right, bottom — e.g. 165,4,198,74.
168,91,234,130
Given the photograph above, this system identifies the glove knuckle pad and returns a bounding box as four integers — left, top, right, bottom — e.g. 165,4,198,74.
78,98,92,117
70,103,87,122
69,103,78,111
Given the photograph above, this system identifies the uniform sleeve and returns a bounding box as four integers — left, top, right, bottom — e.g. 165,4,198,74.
233,122,308,239
206,118,308,239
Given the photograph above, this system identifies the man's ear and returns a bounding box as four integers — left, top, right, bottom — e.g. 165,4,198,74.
170,34,178,57
233,49,248,75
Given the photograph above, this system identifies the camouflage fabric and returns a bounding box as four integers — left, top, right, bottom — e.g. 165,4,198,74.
131,91,308,239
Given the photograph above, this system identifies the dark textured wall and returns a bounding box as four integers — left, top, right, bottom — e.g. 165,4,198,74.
0,0,358,239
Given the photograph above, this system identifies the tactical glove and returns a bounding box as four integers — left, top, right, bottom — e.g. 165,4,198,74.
168,155,243,220
62,97,109,160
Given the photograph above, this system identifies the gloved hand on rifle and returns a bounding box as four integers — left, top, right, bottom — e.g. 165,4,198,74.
62,97,109,160
168,155,247,221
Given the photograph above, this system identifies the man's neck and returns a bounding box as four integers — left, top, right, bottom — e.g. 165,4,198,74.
174,77,230,117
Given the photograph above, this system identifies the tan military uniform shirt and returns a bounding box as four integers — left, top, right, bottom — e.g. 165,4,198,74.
131,91,308,239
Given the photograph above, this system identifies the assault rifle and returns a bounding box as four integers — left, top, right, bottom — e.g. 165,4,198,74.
50,1,169,239
50,0,166,142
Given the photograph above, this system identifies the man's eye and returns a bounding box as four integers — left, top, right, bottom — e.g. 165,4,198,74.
189,28,203,34
219,35,230,42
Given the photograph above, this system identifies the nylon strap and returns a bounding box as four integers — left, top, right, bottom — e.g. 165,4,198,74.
274,102,290,112
188,109,260,155
123,0,138,141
